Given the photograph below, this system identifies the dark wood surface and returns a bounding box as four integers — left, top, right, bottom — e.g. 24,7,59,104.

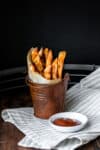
0,89,100,150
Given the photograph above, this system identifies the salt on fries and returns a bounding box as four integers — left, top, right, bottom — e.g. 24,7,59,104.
30,47,67,80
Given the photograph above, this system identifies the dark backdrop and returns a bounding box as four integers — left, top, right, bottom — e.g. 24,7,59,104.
0,1,100,70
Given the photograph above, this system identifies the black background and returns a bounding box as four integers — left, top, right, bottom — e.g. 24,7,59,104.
0,1,100,70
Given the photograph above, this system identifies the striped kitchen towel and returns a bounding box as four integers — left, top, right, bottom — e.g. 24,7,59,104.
1,67,100,150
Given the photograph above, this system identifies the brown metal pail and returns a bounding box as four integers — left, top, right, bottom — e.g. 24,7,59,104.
26,73,69,119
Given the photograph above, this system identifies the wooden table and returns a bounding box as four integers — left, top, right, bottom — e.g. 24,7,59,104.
0,88,100,150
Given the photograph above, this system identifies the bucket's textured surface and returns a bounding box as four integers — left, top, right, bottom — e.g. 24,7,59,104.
26,74,69,119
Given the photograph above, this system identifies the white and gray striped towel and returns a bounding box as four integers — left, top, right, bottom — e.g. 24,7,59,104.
1,67,100,150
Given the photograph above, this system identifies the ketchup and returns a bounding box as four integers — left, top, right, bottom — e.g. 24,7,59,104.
53,118,81,127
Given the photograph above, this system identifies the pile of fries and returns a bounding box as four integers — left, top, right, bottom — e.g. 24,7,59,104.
30,47,67,80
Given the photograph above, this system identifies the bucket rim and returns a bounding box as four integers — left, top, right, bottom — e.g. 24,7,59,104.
25,73,70,87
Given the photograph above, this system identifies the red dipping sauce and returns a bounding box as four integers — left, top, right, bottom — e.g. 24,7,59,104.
53,118,81,127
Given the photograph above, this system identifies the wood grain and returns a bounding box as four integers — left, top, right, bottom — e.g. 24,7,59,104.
0,89,100,150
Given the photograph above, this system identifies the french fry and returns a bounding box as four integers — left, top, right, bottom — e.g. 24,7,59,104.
31,47,38,62
46,49,53,67
33,54,44,72
43,50,53,80
39,47,45,68
58,51,67,78
39,48,43,57
44,65,51,80
52,58,58,79
44,48,49,60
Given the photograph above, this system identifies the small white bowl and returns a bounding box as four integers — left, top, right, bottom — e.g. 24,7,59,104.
48,112,88,133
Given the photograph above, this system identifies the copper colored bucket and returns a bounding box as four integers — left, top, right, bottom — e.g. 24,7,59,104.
26,73,69,119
